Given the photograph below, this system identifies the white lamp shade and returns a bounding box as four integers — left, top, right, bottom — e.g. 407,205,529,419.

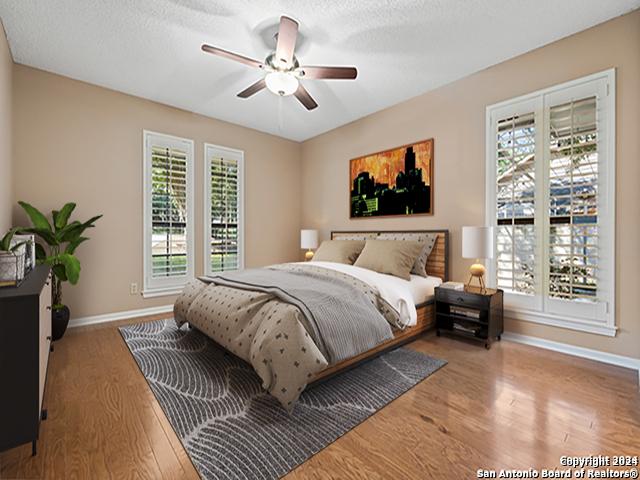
265,72,299,96
462,226,494,259
300,229,319,249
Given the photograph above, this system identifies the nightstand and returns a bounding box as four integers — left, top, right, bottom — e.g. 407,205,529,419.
435,286,504,349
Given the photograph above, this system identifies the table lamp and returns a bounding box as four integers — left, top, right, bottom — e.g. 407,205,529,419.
300,229,318,261
462,226,493,291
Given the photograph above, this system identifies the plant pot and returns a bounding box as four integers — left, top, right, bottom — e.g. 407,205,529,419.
52,305,70,341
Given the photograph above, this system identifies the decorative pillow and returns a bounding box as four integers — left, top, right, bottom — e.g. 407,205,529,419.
377,232,438,277
354,240,424,280
311,240,365,265
332,233,378,241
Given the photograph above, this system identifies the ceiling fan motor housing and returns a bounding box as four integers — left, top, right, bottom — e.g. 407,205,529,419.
265,52,299,72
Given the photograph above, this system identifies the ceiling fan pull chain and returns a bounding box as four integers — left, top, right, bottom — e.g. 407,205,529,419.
278,96,284,132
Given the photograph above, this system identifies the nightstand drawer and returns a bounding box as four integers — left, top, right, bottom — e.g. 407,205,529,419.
435,288,490,310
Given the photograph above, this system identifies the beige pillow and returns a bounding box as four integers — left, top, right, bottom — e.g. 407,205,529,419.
354,240,424,280
312,240,365,265
377,232,438,277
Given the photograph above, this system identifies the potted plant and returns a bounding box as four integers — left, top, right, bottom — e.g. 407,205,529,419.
0,228,28,286
19,201,102,340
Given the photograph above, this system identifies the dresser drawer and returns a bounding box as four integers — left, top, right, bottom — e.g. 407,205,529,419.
0,265,52,454
435,288,490,310
38,274,52,414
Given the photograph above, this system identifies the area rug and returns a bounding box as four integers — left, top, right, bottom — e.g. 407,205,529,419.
119,318,446,480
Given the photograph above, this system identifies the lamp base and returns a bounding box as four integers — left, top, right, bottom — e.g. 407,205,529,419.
467,263,486,292
304,250,314,261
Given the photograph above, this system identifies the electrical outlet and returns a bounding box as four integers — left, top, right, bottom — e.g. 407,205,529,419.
130,283,139,295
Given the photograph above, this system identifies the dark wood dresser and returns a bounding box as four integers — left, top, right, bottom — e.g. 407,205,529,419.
0,265,52,455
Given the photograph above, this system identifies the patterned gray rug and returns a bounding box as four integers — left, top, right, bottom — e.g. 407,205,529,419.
120,318,446,480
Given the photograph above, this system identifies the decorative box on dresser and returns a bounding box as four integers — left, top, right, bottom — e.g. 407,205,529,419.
0,265,52,455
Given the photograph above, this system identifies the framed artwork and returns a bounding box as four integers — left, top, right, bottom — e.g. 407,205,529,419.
350,138,434,218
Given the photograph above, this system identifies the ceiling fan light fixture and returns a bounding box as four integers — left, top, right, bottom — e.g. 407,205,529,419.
265,71,299,96
201,15,358,110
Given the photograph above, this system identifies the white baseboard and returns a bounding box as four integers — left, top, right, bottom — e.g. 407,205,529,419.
66,308,639,382
503,332,640,378
68,304,174,328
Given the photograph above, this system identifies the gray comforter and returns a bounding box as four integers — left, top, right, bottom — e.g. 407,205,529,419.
174,263,400,409
210,267,394,364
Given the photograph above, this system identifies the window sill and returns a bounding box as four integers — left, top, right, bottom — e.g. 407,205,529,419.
142,286,185,298
504,308,617,337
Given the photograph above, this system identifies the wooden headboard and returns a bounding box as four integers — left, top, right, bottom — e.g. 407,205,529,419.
330,229,449,281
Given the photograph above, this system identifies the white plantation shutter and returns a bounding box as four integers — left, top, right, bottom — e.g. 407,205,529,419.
495,111,537,297
547,97,598,302
543,79,613,324
143,131,194,295
204,144,244,275
151,146,188,277
486,70,615,335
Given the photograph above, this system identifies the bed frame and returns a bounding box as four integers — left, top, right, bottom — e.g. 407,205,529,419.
311,229,449,384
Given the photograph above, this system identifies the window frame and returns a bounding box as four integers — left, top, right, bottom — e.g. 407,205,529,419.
203,143,245,277
485,69,616,336
142,130,195,297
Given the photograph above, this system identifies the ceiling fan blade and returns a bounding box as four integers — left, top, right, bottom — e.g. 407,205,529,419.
237,78,267,98
294,84,318,110
298,66,358,80
275,16,299,67
201,44,263,69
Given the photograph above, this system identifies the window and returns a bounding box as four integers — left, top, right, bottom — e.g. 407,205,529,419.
486,70,615,336
143,131,194,296
204,143,244,276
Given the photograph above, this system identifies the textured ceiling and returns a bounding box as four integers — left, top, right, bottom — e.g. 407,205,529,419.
1,1,638,141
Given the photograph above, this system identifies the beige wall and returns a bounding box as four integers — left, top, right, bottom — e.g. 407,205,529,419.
0,22,12,233
8,10,639,358
12,65,301,318
300,11,640,359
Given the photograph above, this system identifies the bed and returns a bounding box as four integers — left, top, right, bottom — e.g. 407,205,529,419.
174,229,449,409
314,230,448,382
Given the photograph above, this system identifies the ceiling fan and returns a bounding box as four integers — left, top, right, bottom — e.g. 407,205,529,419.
201,15,358,110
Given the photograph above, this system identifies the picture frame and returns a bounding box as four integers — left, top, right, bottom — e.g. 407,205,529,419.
349,138,434,218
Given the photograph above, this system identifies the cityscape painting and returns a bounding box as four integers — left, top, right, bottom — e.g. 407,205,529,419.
350,139,434,218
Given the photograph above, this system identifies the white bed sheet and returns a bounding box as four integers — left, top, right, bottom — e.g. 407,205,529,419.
293,261,442,327
406,273,442,306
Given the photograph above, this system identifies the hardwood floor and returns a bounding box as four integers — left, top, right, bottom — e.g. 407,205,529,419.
1,313,638,479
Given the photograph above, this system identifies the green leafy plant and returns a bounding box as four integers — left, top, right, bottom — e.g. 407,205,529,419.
0,227,27,252
18,201,102,309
